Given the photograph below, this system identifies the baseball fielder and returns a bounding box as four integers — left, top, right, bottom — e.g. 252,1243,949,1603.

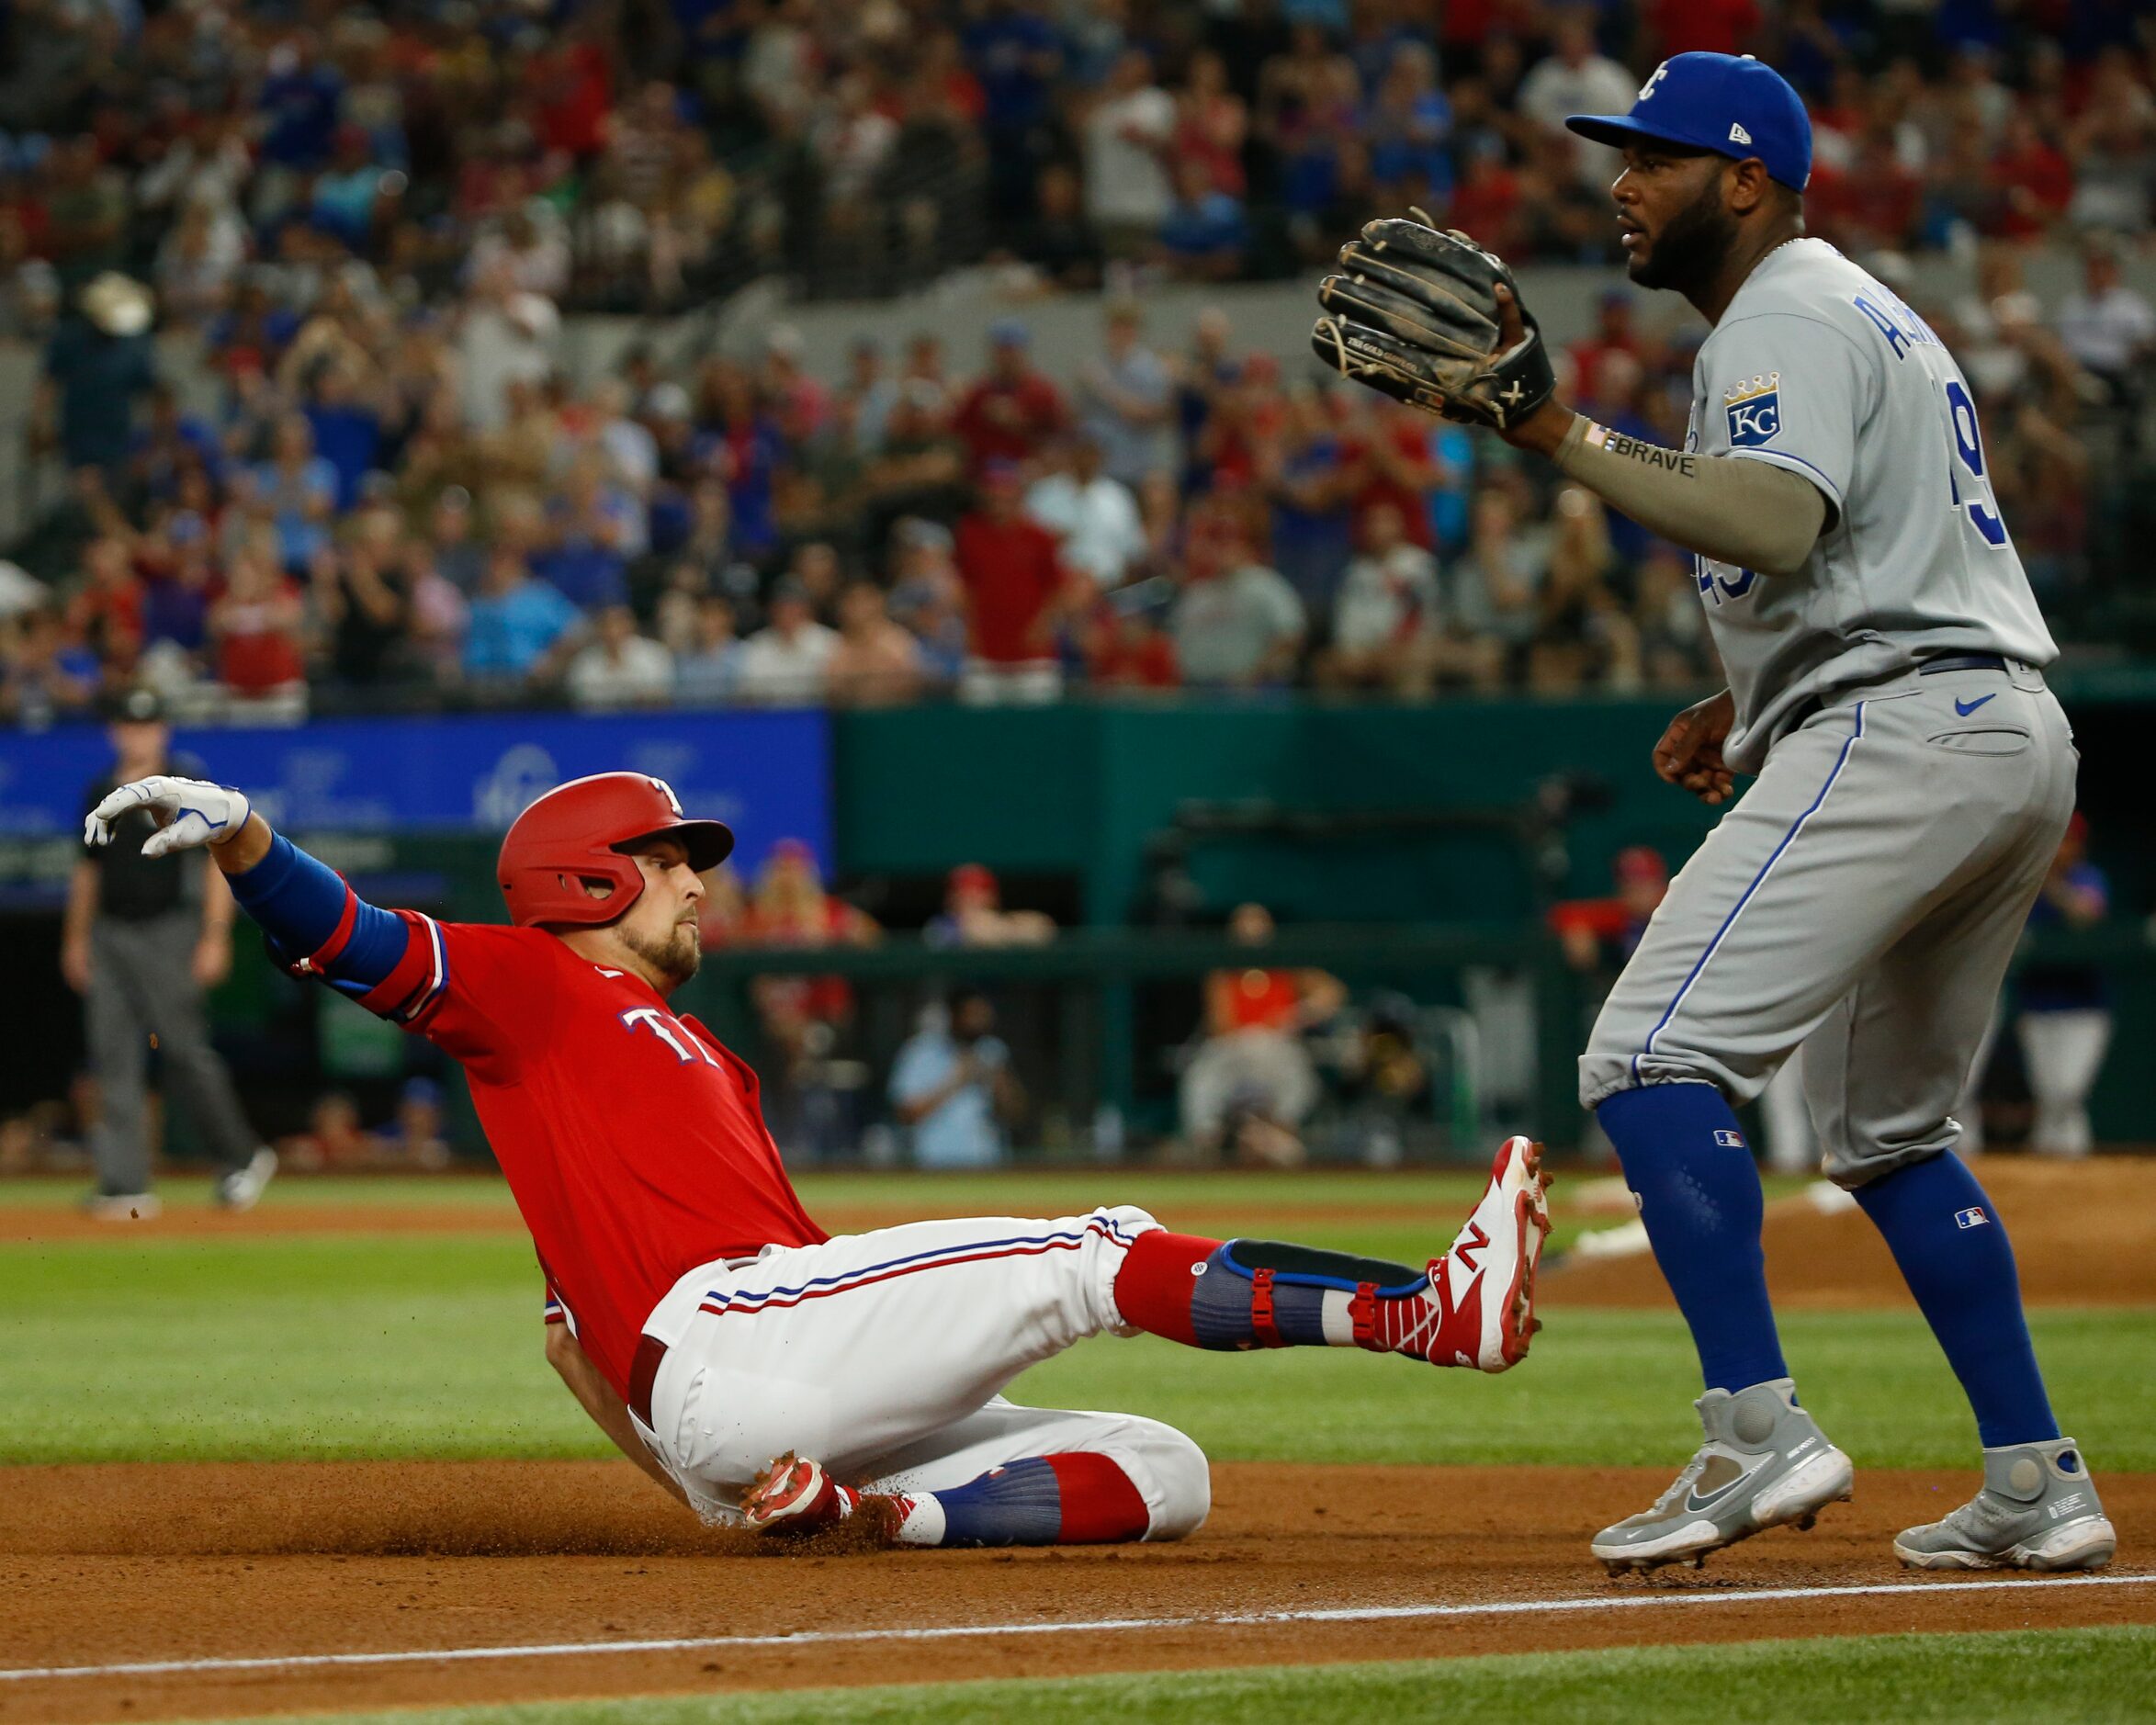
86,770,1550,1546
1315,51,2113,1574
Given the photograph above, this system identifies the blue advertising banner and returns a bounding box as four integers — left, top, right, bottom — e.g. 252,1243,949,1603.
0,710,832,874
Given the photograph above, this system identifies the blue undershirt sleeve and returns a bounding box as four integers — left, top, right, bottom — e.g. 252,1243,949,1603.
225,833,412,994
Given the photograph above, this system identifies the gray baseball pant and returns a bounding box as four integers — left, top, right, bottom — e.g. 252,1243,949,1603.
87,912,258,1192
1580,662,2076,1188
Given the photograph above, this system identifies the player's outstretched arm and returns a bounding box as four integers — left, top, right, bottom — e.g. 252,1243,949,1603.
85,774,417,998
1310,218,1825,576
544,1322,691,1509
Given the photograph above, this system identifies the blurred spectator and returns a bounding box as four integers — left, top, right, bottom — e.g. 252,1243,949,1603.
1316,502,1442,696
826,581,926,707
1083,49,1177,255
1449,485,1545,690
741,838,879,1158
889,991,1022,1169
925,863,1055,947
675,593,746,706
567,604,673,710
375,1077,454,1170
1984,112,2072,242
210,546,308,709
462,547,581,690
1171,525,1304,690
1084,581,1181,690
1517,14,1637,192
1025,433,1144,590
955,460,1069,703
1181,902,1346,1166
1074,301,1171,487
36,273,156,484
735,578,838,705
1528,487,1636,693
253,415,339,573
2015,815,2111,1159
2056,237,2154,410
954,321,1066,472
1157,160,1249,281
1552,844,1669,975
0,605,96,727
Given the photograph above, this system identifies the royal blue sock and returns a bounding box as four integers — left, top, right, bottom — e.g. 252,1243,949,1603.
1596,1083,1788,1394
1853,1153,2058,1449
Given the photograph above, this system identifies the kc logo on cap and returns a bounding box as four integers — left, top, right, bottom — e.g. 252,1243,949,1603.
1567,52,1814,192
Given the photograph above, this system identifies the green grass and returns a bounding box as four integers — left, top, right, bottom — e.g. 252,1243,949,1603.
200,1629,2156,1724
1,1172,2148,1469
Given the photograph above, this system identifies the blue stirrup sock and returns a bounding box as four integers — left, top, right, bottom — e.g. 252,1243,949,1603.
892,1454,1150,1547
1853,1152,2060,1449
1596,1082,1789,1394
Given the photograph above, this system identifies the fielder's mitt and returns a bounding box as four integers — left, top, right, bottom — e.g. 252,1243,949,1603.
1312,218,1556,432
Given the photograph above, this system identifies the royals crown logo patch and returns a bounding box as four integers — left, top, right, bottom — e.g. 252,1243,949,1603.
1724,371,1782,447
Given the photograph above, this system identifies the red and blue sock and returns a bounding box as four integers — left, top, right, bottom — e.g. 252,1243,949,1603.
1112,1230,1434,1352
895,1454,1149,1547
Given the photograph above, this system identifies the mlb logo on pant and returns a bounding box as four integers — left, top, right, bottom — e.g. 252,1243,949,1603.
1954,1206,1991,1230
1713,1129,1746,1147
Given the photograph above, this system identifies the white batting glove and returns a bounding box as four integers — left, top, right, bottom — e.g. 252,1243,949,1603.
85,775,252,858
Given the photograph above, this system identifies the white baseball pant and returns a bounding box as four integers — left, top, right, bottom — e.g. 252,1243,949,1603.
631,1206,1211,1539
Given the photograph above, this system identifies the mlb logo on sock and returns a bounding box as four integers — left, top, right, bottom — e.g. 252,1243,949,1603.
1713,1129,1745,1147
1954,1206,1991,1230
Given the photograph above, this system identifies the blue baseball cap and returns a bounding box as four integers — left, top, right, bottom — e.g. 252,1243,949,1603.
1567,53,1812,191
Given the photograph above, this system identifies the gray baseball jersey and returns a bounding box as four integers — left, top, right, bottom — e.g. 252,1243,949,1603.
1687,238,2057,772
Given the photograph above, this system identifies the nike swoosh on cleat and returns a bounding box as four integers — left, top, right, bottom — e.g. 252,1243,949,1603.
1684,1460,1767,1515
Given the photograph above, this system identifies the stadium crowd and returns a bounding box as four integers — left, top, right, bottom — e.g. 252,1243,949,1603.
0,0,2150,721
0,0,2149,307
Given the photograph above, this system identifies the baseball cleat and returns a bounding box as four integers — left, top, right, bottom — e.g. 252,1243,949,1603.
215,1147,278,1212
1894,1438,2115,1573
740,1452,862,1534
1418,1135,1553,1372
1593,1378,1853,1574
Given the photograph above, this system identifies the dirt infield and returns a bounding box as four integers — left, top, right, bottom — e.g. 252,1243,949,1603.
1,1460,2149,1724
1547,1156,2156,1309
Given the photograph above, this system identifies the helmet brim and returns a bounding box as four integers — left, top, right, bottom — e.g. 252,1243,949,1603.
610,818,736,874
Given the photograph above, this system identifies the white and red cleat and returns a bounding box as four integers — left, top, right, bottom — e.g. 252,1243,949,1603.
1390,1136,1552,1372
740,1452,861,1533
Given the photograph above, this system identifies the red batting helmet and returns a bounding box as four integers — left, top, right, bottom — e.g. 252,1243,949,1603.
497,772,735,929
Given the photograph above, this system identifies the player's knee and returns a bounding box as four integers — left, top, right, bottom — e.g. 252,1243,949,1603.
1126,1419,1211,1541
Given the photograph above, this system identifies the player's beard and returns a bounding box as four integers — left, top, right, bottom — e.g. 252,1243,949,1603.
1629,178,1739,294
620,917,703,989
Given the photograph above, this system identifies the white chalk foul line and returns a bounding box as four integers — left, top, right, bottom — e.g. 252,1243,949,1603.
4,1571,2151,1686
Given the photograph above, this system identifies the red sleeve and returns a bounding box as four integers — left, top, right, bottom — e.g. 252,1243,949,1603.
361,915,560,1080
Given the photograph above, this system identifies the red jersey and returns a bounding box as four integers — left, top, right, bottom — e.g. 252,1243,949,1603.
953,373,1066,470
954,512,1067,662
1215,966,1301,1032
362,914,826,1398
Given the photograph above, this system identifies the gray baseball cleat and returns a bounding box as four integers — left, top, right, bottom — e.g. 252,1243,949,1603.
1894,1438,2116,1573
1593,1378,1853,1574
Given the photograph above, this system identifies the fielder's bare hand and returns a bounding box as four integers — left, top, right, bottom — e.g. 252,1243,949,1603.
1654,690,1738,806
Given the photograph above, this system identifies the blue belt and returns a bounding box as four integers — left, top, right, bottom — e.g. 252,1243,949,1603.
1917,653,2007,675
